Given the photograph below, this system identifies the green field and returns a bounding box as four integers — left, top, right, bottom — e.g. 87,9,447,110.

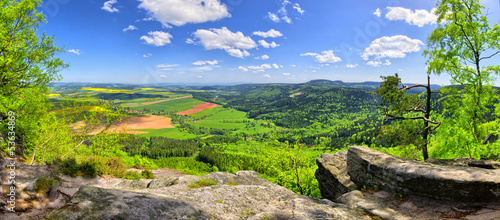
131,97,204,113
136,128,199,139
189,106,224,118
193,109,276,134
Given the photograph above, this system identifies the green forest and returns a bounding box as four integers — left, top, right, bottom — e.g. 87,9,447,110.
1,0,500,199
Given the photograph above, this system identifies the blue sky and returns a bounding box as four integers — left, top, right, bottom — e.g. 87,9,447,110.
38,0,500,85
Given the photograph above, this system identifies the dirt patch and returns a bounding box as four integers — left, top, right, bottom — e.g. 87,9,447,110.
111,115,174,132
290,92,303,98
141,95,193,106
177,102,220,115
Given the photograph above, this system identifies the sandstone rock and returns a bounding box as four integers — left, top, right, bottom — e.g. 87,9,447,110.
426,157,500,169
347,146,500,202
337,190,412,220
147,177,178,189
115,179,152,189
315,151,357,201
43,172,365,220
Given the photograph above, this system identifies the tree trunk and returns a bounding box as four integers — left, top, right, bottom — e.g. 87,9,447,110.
422,76,431,160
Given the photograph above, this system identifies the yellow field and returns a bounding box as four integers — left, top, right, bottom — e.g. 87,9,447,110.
81,88,133,94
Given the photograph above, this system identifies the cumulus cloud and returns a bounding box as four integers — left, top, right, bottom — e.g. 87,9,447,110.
238,64,275,72
366,61,381,67
255,55,270,60
252,29,283,38
140,31,173,46
301,50,342,63
384,59,391,66
386,7,437,27
272,64,280,69
123,25,138,32
283,72,291,76
102,0,119,13
159,75,167,78
268,12,280,22
138,0,230,27
374,8,381,17
264,74,271,78
192,65,220,72
362,35,423,60
68,49,81,55
143,53,152,58
192,27,257,58
192,60,219,65
346,64,358,68
259,40,279,48
293,3,305,14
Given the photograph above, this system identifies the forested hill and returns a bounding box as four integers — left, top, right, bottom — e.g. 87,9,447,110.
192,80,392,129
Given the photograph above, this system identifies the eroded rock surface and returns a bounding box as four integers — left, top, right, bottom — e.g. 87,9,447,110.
43,171,365,220
347,146,500,202
315,151,357,201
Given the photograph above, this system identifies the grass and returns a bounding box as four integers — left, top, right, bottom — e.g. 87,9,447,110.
131,97,204,112
189,106,223,118
137,128,199,139
193,109,276,134
188,178,218,188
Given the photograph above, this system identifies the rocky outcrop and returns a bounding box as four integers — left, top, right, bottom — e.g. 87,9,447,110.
43,171,365,220
315,151,357,201
426,157,500,169
347,146,500,202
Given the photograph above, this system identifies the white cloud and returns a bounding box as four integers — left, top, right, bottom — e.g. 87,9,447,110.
192,60,219,65
374,8,381,17
238,64,274,72
283,72,291,76
192,65,220,72
68,49,80,55
384,59,391,66
102,0,119,13
281,16,292,24
264,74,271,78
192,27,257,58
255,55,270,60
157,64,179,71
259,40,279,48
366,61,381,67
362,35,423,60
252,29,283,38
138,0,230,27
268,12,280,22
143,53,152,58
346,64,358,68
159,75,167,78
301,50,342,63
386,7,437,27
272,64,279,69
293,3,305,14
123,25,138,32
140,31,173,46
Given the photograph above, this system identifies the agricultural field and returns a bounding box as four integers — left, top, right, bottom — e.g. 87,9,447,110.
193,109,276,134
136,128,199,139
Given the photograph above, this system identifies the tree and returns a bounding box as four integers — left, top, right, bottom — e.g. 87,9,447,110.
0,0,67,157
375,74,440,160
424,0,500,144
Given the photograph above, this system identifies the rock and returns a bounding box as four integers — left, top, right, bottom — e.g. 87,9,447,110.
426,157,500,169
483,133,499,145
337,190,412,220
315,151,357,201
115,179,152,189
147,177,178,189
347,146,500,202
43,172,365,220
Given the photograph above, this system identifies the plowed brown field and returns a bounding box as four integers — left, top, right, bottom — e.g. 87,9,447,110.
176,102,220,115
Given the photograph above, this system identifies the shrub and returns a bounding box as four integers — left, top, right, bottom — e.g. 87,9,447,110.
79,161,98,178
59,158,80,177
141,170,155,179
124,171,142,180
188,178,217,188
35,176,56,194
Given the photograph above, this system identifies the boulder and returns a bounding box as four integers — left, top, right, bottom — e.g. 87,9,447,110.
43,172,365,220
347,146,500,202
315,151,357,201
147,177,178,189
426,157,500,169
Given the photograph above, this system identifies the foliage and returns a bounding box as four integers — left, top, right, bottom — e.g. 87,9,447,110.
34,176,56,194
124,171,142,180
141,170,155,179
375,74,440,160
188,178,217,188
424,0,500,146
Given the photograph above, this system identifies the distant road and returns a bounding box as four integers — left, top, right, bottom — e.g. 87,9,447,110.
141,95,193,106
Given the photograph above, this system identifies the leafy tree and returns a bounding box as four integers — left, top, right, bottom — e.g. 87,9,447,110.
375,74,440,160
424,0,500,144
0,0,67,156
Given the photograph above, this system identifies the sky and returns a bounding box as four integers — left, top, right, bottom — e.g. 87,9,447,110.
37,0,500,85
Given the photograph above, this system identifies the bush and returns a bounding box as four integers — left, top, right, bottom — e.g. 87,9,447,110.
141,170,155,179
188,178,217,188
35,176,56,194
124,171,142,180
59,158,80,177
